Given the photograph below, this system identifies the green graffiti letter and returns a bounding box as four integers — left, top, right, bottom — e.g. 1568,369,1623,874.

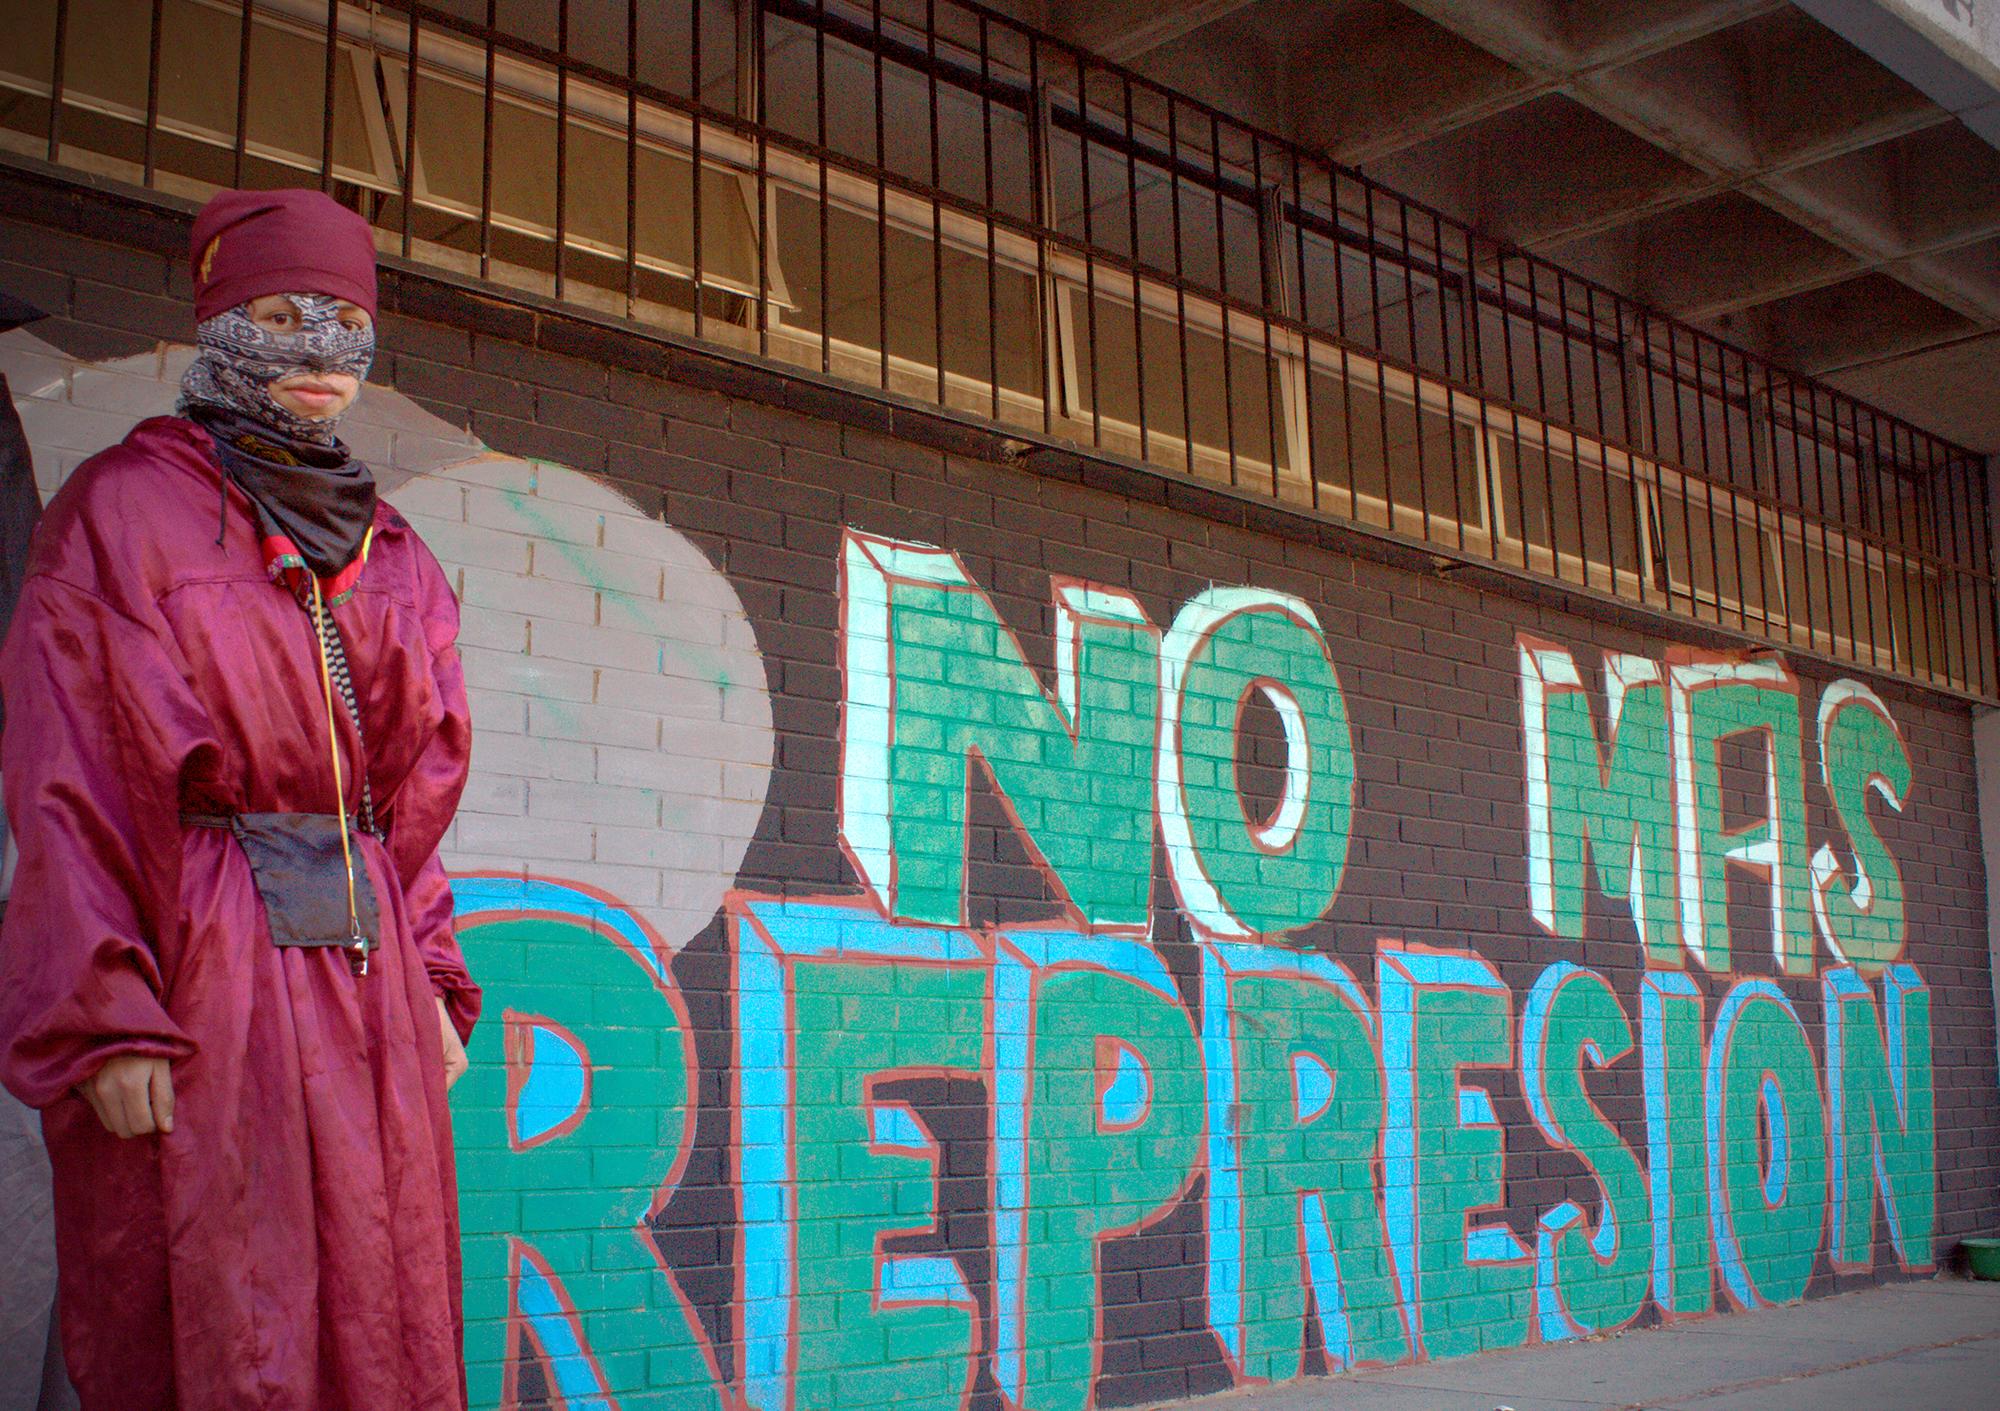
1825,965,1935,1270
994,937,1204,1411
841,530,1159,931
1641,972,1712,1318
790,958,985,1411
1379,947,1531,1361
1812,681,1911,974
1224,966,1407,1379
1160,588,1355,939
1522,964,1651,1339
454,913,723,1410
1519,639,1679,964
1707,981,1828,1309
1669,656,1815,973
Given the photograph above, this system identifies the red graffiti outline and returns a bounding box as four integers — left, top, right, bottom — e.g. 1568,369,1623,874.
503,1009,593,1153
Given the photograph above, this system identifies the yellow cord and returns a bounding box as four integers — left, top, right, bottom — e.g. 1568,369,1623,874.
309,577,364,963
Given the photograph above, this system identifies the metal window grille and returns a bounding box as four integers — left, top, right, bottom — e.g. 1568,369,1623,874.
3,0,1993,697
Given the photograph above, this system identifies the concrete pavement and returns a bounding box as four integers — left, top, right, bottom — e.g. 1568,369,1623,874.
1160,1278,2000,1411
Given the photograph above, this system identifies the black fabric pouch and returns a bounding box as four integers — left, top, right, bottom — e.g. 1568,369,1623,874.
220,812,381,951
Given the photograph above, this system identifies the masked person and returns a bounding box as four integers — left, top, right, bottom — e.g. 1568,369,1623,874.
0,189,478,1411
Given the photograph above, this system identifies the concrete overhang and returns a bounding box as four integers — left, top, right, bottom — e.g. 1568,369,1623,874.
1002,0,2000,452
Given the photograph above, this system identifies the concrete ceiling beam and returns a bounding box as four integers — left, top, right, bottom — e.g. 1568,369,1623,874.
1391,10,2000,326
1507,105,1958,251
1335,0,1788,160
1045,0,1265,64
1683,230,2000,321
1821,329,2000,450
1726,269,1984,375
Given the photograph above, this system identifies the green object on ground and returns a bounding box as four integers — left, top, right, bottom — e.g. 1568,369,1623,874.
1964,1238,2000,1280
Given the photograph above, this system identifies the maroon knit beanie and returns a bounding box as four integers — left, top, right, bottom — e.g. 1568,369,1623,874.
189,188,378,322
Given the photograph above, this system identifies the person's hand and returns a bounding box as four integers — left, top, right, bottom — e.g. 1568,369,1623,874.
78,1054,175,1138
436,997,468,1090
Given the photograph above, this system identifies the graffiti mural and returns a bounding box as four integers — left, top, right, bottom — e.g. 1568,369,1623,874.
439,527,1940,1410
6,336,1951,1411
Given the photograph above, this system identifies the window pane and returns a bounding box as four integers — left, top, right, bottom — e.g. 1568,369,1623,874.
779,193,1041,411
10,0,384,185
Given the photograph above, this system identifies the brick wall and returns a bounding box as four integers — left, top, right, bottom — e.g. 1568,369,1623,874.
6,166,1998,1411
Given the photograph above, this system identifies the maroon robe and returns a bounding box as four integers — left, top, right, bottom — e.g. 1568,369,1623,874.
0,416,478,1410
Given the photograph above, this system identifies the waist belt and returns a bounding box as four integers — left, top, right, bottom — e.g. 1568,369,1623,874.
180,810,382,959
181,810,372,834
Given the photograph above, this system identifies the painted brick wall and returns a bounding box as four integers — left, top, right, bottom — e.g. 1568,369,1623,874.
5,169,1999,1411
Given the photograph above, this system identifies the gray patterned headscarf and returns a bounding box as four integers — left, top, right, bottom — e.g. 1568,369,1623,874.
178,293,374,443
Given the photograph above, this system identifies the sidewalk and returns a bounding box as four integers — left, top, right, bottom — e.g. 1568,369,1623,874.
1163,1278,2000,1411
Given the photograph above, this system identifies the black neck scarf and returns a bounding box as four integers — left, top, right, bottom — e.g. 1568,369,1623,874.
190,404,377,579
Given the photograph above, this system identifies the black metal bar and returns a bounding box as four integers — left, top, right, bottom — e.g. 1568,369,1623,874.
808,0,824,367
1211,113,1238,488
1940,439,1973,687
1921,434,1945,682
142,0,164,187
1845,395,1886,666
623,0,638,314
320,0,339,190
1962,453,1986,693
928,0,943,403
479,0,498,281
1957,457,1973,692
877,0,891,391
1122,74,1148,463
1662,323,1701,619
1430,210,1457,381
980,13,998,417
554,0,571,300
1469,230,1502,562
1166,98,1192,473
403,4,422,261
1803,381,1842,656
1691,337,1728,627
1076,46,1100,450
1494,249,1532,573
1554,270,1589,581
691,0,705,340
1395,201,1427,536
1434,209,1466,551
1817,388,1862,658
1326,167,1358,525
1908,428,1937,681
1610,294,1648,601
1582,280,1612,573
1780,377,1822,652
1735,350,1775,637
1360,183,1396,533
1759,363,1807,650
1253,135,1282,500
1525,261,1564,582
231,0,252,186
1888,411,1920,675
1693,335,1742,631
46,0,70,163
1860,400,1893,668
754,0,770,360
1976,456,1999,696
1291,153,1321,513
1944,439,1976,687
1029,38,1052,437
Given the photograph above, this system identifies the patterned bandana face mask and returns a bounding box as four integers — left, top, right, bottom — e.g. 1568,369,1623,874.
179,293,375,443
